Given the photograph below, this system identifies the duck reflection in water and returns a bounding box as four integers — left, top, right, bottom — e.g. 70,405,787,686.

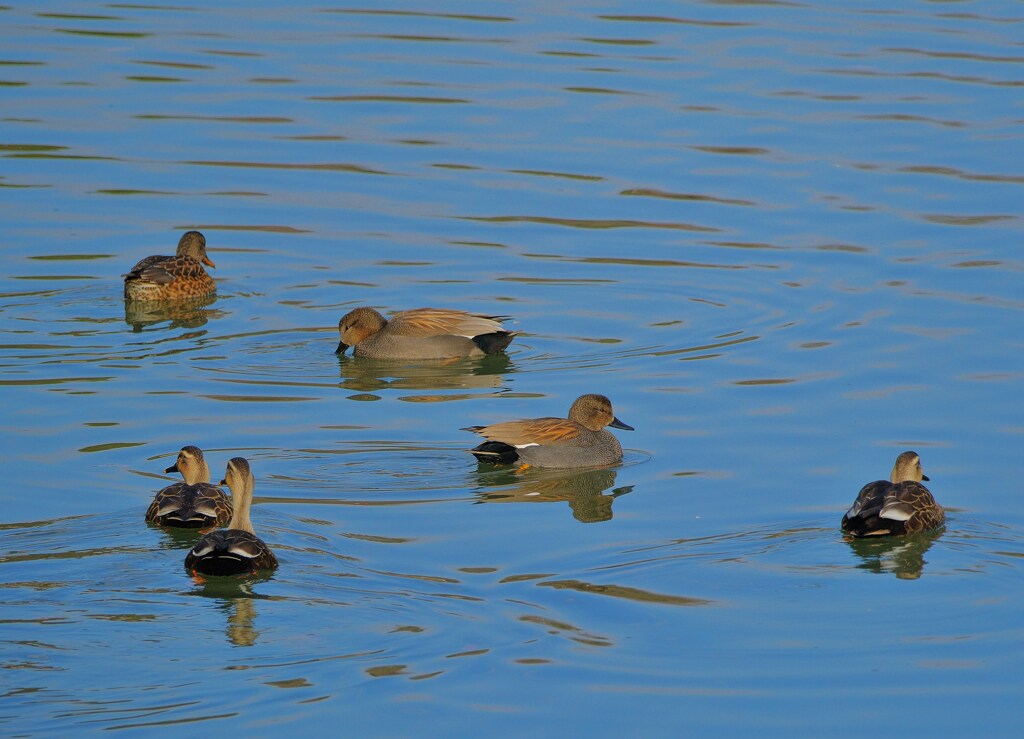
191,576,272,647
336,352,513,395
124,295,221,332
471,466,633,523
845,529,943,580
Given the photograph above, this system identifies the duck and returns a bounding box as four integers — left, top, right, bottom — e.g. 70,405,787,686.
145,446,231,528
185,457,278,575
841,450,945,537
335,306,516,359
124,230,216,302
463,393,633,469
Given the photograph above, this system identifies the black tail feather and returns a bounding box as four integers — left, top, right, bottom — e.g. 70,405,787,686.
190,553,250,576
841,512,901,537
469,441,520,465
472,331,516,355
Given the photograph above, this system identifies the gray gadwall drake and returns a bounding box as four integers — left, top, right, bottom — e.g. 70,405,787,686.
145,446,231,528
335,307,516,359
464,393,633,469
124,230,216,302
841,451,945,537
185,458,278,575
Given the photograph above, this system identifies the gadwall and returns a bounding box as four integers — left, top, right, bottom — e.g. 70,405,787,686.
464,394,633,469
335,307,515,359
145,446,231,528
185,457,278,575
841,451,945,537
124,230,216,302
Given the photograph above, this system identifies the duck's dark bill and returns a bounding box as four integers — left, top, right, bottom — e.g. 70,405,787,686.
164,463,179,473
609,417,634,431
335,340,349,355
922,474,930,481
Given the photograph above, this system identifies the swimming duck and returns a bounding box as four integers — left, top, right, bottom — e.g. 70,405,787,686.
124,230,216,302
464,393,633,469
185,457,278,575
841,450,945,537
145,446,231,528
335,307,516,359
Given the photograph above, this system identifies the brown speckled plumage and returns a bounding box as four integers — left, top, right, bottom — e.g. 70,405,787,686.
464,393,633,469
185,458,277,576
841,451,945,537
335,306,515,359
145,446,231,528
124,231,216,302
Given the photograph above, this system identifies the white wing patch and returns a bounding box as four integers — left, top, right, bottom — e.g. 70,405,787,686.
157,502,181,516
191,541,215,557
228,541,260,559
879,502,913,521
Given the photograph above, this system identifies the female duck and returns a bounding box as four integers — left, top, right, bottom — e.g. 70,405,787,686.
124,230,216,302
146,446,231,528
841,451,945,537
335,306,515,359
185,458,278,575
464,393,633,469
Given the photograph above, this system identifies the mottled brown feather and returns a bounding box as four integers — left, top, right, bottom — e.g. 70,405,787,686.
387,308,505,338
124,231,216,302
184,529,278,575
184,457,277,575
841,451,944,537
145,481,232,528
472,417,583,446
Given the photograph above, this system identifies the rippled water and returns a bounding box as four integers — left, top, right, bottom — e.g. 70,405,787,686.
2,1,1023,734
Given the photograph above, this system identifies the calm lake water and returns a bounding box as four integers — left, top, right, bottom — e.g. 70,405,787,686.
2,1,1023,735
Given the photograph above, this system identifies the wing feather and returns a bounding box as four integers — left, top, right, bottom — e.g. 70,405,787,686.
388,308,505,338
228,538,264,558
470,417,581,446
126,255,208,286
126,254,171,276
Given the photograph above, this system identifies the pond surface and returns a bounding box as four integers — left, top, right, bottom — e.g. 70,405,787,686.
2,1,1023,734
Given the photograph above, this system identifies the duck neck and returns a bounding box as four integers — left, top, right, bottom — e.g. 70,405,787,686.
182,458,211,486
228,477,256,534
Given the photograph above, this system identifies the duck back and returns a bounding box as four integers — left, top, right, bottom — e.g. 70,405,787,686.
146,482,231,528
185,529,278,575
842,480,944,537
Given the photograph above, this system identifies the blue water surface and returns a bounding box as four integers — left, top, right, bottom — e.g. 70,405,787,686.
1,1,1023,735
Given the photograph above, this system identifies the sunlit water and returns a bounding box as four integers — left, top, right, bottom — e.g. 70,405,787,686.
2,1,1023,734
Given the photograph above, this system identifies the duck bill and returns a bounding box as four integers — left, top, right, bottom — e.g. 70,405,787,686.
202,256,216,269
609,416,634,431
922,474,930,481
165,463,180,474
335,340,349,355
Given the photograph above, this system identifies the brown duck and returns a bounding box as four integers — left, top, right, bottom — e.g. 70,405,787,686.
841,451,945,537
464,394,633,469
335,307,515,359
145,446,231,528
185,457,278,576
124,230,216,302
